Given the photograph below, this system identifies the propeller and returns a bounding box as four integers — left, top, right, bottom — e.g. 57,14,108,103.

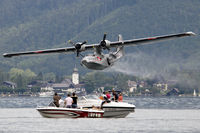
68,40,87,57
100,33,110,51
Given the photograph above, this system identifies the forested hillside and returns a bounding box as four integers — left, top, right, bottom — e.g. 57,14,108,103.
0,0,200,88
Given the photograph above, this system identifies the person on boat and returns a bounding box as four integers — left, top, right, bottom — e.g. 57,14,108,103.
100,92,109,109
53,92,61,107
64,93,73,108
71,92,78,108
112,90,119,102
106,91,111,100
118,93,123,102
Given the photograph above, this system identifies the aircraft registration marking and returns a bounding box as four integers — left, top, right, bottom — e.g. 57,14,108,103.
97,57,101,61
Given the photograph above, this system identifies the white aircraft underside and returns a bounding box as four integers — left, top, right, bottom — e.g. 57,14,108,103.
81,55,112,70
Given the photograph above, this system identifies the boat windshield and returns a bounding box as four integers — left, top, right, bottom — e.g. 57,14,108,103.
78,95,100,101
48,101,56,107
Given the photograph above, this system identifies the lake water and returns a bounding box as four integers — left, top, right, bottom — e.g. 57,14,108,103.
0,97,200,133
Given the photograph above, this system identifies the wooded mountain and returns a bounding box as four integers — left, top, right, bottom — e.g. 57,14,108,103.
0,0,200,84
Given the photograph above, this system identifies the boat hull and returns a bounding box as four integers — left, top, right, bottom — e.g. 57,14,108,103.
78,100,135,118
37,107,104,118
102,106,135,118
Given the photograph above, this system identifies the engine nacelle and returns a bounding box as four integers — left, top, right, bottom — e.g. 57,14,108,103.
104,40,111,48
100,40,110,50
75,43,86,51
79,44,86,51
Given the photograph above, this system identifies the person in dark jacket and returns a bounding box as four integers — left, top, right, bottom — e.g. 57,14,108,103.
71,92,78,108
53,92,61,107
112,90,119,102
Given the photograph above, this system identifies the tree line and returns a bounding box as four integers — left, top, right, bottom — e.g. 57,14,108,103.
0,67,199,95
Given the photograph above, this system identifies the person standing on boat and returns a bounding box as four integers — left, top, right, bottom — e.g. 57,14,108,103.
100,92,109,109
71,92,78,108
106,91,111,100
53,92,61,107
112,90,119,102
64,94,73,108
118,93,123,102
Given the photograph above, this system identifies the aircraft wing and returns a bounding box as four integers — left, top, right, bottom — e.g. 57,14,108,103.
3,47,76,58
109,31,196,47
3,44,101,58
3,31,195,58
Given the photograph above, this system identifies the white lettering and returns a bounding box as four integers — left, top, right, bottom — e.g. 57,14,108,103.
88,113,101,118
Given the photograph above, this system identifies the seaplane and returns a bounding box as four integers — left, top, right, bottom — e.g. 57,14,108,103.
3,31,195,70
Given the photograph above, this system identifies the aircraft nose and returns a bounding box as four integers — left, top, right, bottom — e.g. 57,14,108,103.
81,58,90,65
82,60,87,65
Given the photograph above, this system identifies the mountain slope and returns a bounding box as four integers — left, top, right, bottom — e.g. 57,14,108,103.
0,0,200,77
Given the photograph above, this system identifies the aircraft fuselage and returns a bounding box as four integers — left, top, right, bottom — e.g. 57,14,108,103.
81,55,111,70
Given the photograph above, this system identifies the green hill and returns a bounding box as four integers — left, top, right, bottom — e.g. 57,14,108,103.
0,0,200,83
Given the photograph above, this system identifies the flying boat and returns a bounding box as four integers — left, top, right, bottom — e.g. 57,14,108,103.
3,32,195,70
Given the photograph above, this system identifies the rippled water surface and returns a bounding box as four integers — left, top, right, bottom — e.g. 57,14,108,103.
0,96,200,109
0,97,200,133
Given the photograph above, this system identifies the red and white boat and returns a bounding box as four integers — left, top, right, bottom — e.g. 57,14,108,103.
36,107,104,118
37,94,135,118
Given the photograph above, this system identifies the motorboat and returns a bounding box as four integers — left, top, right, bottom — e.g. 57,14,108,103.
78,95,135,118
37,95,135,118
37,106,104,118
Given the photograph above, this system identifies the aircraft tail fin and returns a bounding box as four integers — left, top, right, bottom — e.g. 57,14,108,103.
118,34,123,42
